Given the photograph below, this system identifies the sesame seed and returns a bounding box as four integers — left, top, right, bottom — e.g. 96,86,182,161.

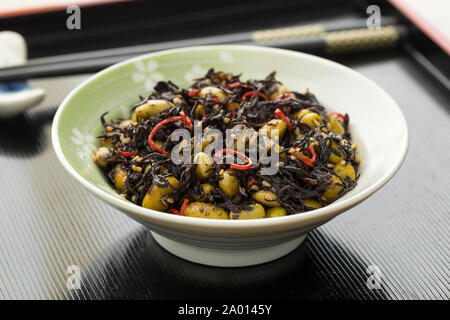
132,165,142,173
262,181,272,188
120,135,131,144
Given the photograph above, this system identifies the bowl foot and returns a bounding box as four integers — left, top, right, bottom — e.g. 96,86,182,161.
151,232,307,267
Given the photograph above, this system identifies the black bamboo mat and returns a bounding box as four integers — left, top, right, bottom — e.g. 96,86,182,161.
0,51,449,300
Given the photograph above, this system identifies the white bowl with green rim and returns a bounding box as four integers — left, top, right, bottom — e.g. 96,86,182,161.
52,45,409,267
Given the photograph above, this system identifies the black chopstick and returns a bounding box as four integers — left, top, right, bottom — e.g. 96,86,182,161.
0,19,407,82
20,17,401,67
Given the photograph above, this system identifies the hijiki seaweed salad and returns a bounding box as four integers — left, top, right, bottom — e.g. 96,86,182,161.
92,69,360,219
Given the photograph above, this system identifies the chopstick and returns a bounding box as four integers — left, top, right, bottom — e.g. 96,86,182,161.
0,19,408,82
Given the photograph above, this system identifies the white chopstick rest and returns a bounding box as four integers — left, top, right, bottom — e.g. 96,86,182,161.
0,31,45,117
0,87,46,117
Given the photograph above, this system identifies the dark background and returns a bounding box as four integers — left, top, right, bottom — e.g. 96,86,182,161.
2,0,359,58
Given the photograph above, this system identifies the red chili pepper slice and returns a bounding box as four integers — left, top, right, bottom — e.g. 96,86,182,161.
329,112,345,121
180,198,190,216
227,104,236,120
188,89,199,96
179,111,193,131
241,91,269,101
148,118,177,154
226,82,242,89
117,148,134,157
148,112,193,154
274,108,293,131
274,93,291,100
301,145,317,167
213,149,252,170
247,178,258,189
209,98,221,102
290,145,317,167
169,198,189,216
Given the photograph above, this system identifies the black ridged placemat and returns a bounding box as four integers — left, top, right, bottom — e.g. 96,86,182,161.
0,52,449,300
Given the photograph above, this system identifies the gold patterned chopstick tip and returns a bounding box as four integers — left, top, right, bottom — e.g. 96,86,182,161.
324,26,399,54
252,24,325,42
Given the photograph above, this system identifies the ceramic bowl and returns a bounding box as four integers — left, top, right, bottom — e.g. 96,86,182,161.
52,45,409,267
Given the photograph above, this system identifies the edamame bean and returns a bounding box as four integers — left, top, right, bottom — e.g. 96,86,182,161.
184,202,229,219
142,176,179,211
195,152,214,180
266,207,287,218
196,183,214,201
230,203,265,219
199,86,227,99
260,119,287,139
114,165,127,192
329,141,344,164
322,175,344,201
132,99,173,122
300,112,323,128
219,169,239,197
252,190,280,207
303,199,322,209
327,114,345,135
334,162,356,181
92,147,112,168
